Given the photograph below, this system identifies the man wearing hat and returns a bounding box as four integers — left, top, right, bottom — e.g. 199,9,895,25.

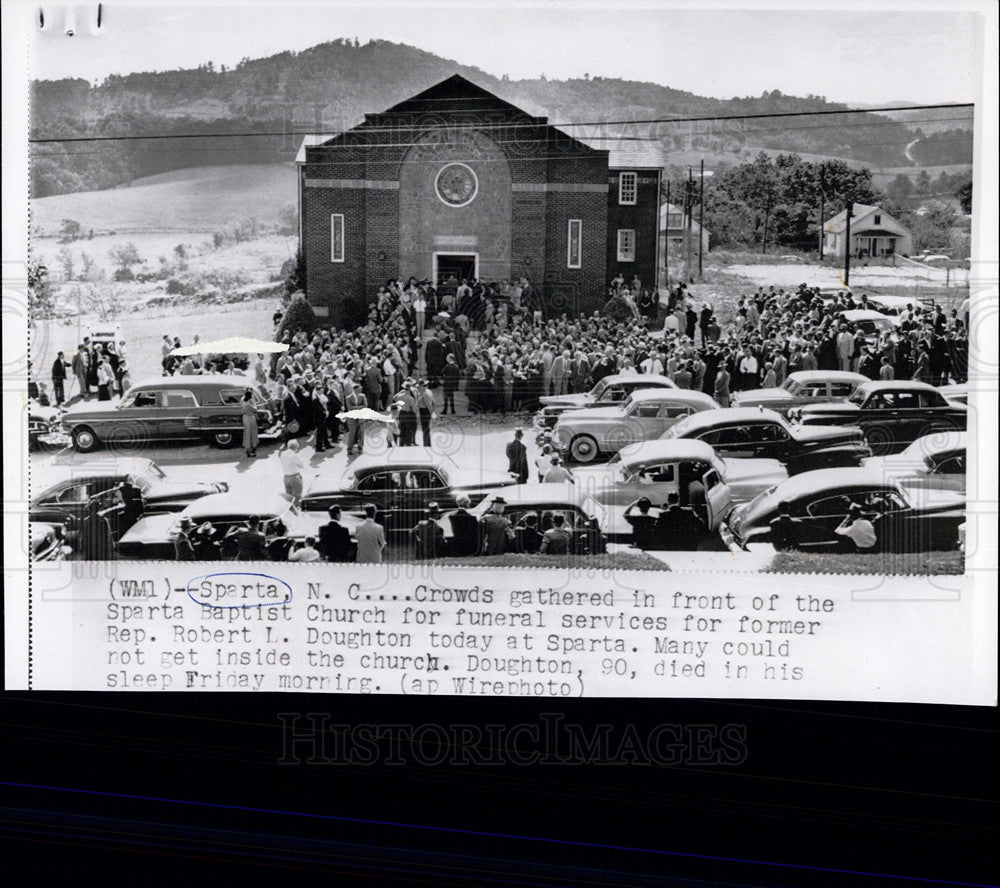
395,379,418,446
480,497,513,555
834,503,878,551
506,428,529,484
415,379,435,447
174,517,197,561
411,503,445,560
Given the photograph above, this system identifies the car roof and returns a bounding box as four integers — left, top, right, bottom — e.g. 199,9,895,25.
671,406,785,430
786,370,868,384
618,439,722,467
348,447,446,475
626,388,717,405
904,432,967,456
129,374,261,390
472,483,589,511
857,380,938,393
770,468,899,502
841,309,895,322
180,490,293,519
603,374,677,387
866,295,923,308
32,457,156,490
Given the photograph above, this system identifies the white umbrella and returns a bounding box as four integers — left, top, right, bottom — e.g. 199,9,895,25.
336,407,394,423
170,336,289,357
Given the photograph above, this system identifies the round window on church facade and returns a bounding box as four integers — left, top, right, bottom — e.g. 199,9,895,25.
434,162,478,207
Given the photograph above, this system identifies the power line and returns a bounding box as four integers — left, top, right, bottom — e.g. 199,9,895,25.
29,101,974,144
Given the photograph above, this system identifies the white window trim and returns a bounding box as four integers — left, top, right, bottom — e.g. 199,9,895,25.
618,171,637,205
567,219,582,269
330,213,345,263
617,229,636,262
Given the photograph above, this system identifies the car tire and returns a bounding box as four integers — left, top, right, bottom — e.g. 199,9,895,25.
71,427,100,453
569,434,600,464
864,424,895,456
210,430,237,448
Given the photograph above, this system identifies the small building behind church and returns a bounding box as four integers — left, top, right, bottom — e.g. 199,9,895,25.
296,75,662,326
823,203,913,259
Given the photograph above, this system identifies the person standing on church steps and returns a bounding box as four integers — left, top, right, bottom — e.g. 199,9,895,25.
441,354,460,415
425,334,446,388
395,379,419,446
415,379,435,447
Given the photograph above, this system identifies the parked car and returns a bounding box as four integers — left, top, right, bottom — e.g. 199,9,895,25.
117,490,325,560
552,388,719,464
58,375,282,453
839,308,899,344
862,432,966,493
937,383,969,406
30,522,70,562
726,468,965,552
302,447,517,530
862,295,930,317
30,457,227,530
660,407,870,473
573,439,786,537
28,399,64,451
535,374,678,429
731,370,868,414
791,380,967,455
442,483,609,555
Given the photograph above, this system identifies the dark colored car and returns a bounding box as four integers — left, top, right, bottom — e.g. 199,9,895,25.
58,375,281,452
726,467,965,552
30,522,70,562
29,399,64,451
659,407,870,474
792,381,967,456
302,447,518,530
30,457,226,530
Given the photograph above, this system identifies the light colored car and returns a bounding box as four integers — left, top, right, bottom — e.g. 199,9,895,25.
840,309,899,343
552,388,719,463
573,439,787,536
863,295,929,317
862,432,966,493
535,374,678,429
732,371,868,414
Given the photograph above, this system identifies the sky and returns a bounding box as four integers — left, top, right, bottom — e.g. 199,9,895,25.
33,1,984,106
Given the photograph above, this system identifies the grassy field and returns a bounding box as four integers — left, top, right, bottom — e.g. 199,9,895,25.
767,551,964,575
32,164,297,235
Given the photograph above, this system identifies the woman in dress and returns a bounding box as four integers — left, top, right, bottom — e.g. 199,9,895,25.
241,389,259,458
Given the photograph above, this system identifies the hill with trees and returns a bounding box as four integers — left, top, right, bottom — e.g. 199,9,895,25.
30,38,972,198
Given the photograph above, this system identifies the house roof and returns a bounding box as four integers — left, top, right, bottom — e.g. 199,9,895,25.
825,203,910,237
577,137,667,170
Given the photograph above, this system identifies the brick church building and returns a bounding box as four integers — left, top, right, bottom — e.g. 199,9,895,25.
297,75,662,326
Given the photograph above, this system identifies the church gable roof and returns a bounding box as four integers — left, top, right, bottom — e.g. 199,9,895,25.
381,73,528,119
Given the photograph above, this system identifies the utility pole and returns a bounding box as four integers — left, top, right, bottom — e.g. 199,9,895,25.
818,167,825,260
685,166,693,282
698,159,705,278
844,199,853,287
664,180,670,288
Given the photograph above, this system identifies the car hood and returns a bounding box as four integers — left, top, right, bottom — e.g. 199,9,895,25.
797,403,860,418
722,459,789,488
539,394,591,409
30,403,63,421
119,512,178,545
793,424,865,444
144,479,223,503
62,402,122,419
556,405,625,423
733,388,791,404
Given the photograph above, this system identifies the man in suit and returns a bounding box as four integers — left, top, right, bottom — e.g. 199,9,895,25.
71,345,91,402
442,354,460,415
540,513,573,555
344,383,367,454
355,504,386,564
318,506,352,562
411,503,445,560
506,428,530,484
550,350,570,396
51,352,68,405
447,494,480,556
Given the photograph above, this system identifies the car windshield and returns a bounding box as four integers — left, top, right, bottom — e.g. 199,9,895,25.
848,388,869,406
589,380,608,399
782,379,801,394
129,473,154,494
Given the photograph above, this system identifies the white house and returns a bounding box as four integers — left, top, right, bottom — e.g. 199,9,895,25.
823,203,913,259
659,202,709,284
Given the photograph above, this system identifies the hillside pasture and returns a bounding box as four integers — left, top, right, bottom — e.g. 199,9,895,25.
31,164,297,235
